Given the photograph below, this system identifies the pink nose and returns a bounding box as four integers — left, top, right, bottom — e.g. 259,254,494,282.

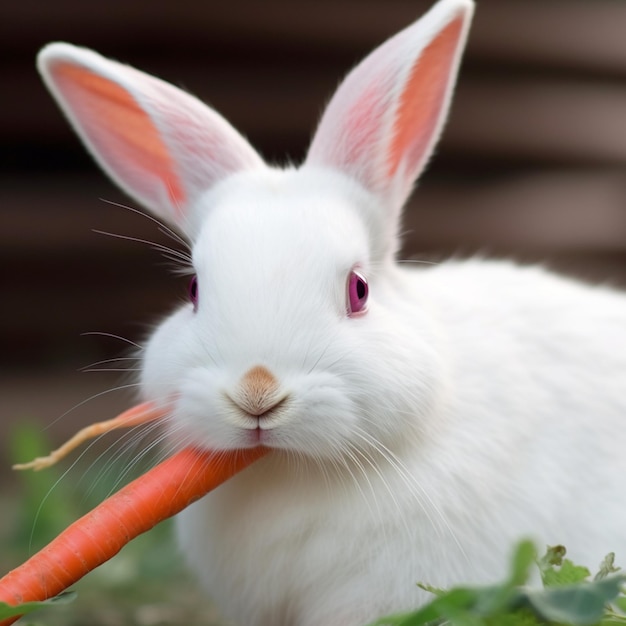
234,365,286,417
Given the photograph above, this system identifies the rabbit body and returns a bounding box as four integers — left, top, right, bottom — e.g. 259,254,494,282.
36,0,626,624
169,170,626,626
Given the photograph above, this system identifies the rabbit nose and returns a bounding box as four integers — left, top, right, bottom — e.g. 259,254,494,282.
234,365,287,418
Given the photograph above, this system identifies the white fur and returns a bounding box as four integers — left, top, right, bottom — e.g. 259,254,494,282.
38,0,626,624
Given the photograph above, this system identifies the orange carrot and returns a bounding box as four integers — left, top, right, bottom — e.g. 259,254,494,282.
0,434,268,625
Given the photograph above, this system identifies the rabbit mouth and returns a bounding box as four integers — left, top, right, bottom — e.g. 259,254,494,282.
243,425,278,447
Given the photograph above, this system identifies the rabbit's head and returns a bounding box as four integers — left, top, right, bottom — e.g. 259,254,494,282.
37,0,473,460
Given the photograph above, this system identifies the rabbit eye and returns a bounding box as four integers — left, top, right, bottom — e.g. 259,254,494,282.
188,275,199,311
347,269,368,317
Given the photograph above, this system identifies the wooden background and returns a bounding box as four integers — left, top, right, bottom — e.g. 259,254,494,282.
2,0,626,462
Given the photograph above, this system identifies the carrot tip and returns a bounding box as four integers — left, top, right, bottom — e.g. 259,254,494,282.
12,456,58,472
11,401,170,473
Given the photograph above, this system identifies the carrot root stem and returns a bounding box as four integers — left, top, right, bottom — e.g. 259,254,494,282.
12,401,168,471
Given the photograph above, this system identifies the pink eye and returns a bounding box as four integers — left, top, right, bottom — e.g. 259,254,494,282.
189,275,198,311
347,269,368,316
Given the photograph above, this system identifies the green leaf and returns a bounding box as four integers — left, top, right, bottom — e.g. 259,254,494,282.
595,554,621,581
468,540,535,616
543,559,591,587
484,608,544,626
539,545,567,569
510,540,537,588
369,588,478,625
0,592,76,619
522,575,626,626
601,607,626,625
509,540,537,585
537,545,590,587
417,582,447,598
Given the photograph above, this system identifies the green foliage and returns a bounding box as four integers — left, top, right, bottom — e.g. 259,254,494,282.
2,423,197,625
537,545,591,587
371,541,626,626
6,423,79,553
0,593,76,621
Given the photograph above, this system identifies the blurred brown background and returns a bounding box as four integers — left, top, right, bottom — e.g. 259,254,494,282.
2,0,626,470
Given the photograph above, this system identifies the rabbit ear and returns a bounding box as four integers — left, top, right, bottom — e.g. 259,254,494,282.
306,0,473,213
38,43,265,229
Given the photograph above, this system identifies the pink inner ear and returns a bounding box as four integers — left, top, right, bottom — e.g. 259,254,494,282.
341,81,385,171
388,15,464,179
54,63,186,210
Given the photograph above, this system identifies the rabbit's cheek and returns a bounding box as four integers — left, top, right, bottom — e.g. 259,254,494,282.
140,308,196,403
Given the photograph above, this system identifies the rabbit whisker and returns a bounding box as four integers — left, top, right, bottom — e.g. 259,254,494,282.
79,356,142,371
99,198,192,249
397,258,439,267
42,382,142,431
92,228,193,273
80,331,143,350
81,367,142,373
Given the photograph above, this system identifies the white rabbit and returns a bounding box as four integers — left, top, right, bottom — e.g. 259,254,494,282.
37,0,626,624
